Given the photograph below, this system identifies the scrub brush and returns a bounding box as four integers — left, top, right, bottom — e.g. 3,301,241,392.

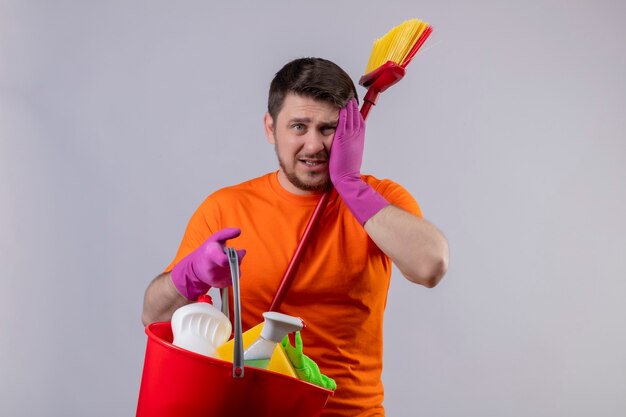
359,18,433,118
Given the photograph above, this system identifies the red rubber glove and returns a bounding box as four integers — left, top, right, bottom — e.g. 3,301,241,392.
171,228,246,300
329,98,390,225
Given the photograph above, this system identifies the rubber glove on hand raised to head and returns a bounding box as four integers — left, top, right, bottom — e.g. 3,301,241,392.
171,228,246,301
329,98,390,225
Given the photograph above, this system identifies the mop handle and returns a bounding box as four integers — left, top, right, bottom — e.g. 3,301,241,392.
269,104,371,311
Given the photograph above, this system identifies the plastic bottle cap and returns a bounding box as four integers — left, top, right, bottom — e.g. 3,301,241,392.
260,312,304,342
197,294,213,304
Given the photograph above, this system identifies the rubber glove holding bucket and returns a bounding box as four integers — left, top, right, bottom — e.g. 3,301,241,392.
329,99,390,225
171,228,246,300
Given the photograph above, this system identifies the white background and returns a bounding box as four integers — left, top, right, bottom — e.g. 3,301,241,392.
1,1,625,416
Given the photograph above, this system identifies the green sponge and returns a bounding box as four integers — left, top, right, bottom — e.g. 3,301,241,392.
281,332,337,391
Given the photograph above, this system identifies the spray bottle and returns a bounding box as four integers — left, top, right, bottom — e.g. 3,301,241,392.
171,294,232,357
243,312,304,369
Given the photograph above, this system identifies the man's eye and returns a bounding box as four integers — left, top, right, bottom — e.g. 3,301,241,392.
321,127,336,135
292,123,305,131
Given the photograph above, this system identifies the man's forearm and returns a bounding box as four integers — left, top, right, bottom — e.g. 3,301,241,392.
142,272,191,326
364,205,449,287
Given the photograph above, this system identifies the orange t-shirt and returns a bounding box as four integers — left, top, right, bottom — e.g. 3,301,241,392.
165,171,422,417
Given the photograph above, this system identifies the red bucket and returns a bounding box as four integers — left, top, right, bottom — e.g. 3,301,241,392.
136,322,333,417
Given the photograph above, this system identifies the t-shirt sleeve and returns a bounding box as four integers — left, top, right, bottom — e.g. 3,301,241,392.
372,179,423,218
163,196,220,273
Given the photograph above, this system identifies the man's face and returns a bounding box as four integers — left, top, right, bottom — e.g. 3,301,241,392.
264,93,339,195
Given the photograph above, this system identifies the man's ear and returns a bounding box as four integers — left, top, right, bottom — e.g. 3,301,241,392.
263,112,276,144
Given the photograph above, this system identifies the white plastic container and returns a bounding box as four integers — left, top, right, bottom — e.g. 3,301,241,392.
171,295,232,357
243,312,304,369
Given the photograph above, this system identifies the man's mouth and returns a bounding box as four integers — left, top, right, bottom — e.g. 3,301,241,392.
300,159,327,166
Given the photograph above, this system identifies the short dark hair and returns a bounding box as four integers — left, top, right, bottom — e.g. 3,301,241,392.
268,57,358,121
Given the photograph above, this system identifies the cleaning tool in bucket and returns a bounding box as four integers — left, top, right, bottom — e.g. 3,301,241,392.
137,248,333,417
170,294,231,357
215,321,298,378
282,331,337,390
243,312,304,369
269,17,433,312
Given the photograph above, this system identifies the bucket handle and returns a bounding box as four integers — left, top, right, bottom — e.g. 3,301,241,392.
225,247,244,378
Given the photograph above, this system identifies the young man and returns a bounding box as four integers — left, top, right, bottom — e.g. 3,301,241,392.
142,57,448,416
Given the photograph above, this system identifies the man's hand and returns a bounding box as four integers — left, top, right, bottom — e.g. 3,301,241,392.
329,98,366,185
171,228,246,300
329,98,389,225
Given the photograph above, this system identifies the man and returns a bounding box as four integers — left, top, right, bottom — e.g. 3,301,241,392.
142,57,449,416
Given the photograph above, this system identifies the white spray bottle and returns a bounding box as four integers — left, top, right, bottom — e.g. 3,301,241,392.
243,312,304,369
171,294,232,357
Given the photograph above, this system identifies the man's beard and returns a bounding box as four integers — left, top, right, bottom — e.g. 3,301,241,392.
276,147,332,193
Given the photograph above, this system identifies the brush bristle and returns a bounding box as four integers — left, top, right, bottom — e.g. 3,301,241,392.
365,19,430,74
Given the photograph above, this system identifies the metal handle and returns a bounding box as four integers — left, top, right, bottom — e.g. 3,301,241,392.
220,287,229,318
226,247,244,378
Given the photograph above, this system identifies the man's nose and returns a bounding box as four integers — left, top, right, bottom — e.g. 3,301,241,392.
302,130,327,153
